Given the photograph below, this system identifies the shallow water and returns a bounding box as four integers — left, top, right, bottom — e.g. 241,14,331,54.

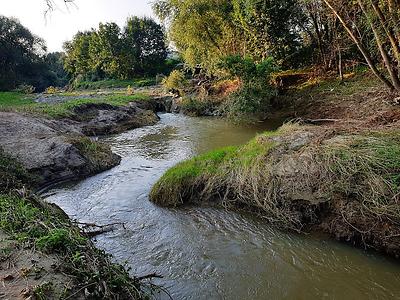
45,113,400,299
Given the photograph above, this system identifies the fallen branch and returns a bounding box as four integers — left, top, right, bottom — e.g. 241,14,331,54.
137,273,163,281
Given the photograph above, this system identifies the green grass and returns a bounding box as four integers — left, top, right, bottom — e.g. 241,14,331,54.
150,130,278,206
73,78,157,90
0,91,150,118
0,92,35,107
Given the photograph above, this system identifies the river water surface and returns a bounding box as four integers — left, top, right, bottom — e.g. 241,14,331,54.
46,113,400,299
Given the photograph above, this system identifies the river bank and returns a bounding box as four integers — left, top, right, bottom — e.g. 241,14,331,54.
150,73,400,258
0,88,168,299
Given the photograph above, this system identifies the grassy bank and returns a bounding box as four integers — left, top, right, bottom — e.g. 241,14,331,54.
0,147,156,299
0,91,150,118
150,124,400,256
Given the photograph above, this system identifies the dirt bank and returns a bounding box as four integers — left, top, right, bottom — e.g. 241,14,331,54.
150,123,400,258
0,97,164,189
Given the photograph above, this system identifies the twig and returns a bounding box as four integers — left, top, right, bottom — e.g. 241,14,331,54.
136,273,164,281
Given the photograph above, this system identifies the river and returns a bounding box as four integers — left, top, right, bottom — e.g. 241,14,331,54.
45,113,400,299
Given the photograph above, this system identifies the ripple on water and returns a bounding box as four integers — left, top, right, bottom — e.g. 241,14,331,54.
45,113,400,300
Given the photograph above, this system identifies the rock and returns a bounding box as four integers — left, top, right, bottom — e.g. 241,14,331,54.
0,112,120,189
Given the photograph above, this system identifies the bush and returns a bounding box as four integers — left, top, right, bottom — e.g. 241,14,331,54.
162,70,188,96
14,84,36,94
44,86,60,94
126,85,134,95
220,55,278,121
180,97,216,116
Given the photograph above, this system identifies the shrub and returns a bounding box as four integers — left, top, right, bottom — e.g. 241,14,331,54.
162,70,188,96
220,55,278,121
14,84,36,94
36,229,74,253
44,86,59,94
180,97,216,116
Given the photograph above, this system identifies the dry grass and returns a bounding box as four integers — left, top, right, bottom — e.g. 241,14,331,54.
151,124,400,233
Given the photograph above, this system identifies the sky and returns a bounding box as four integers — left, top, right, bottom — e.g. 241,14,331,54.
1,0,154,52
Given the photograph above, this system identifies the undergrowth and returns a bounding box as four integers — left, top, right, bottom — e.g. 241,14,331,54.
73,78,156,90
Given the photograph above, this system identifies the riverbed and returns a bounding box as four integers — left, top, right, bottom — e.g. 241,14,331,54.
45,113,400,299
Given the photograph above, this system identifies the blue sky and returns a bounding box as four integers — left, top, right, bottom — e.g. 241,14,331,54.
2,0,154,51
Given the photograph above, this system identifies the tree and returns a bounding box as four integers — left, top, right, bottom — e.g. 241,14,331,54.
0,15,62,91
153,0,245,73
63,17,167,81
63,31,92,79
322,0,400,91
122,16,167,76
232,0,307,67
89,22,123,79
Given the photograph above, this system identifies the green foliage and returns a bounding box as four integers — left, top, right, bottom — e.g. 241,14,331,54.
36,229,76,253
0,194,146,298
231,0,307,66
162,70,188,95
153,0,244,73
72,78,156,90
64,17,167,81
220,55,278,120
0,16,66,91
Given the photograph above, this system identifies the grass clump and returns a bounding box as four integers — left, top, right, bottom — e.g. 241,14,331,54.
151,125,400,233
150,130,278,206
70,136,120,172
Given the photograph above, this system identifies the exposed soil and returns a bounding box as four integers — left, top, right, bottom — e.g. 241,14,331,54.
0,111,120,190
278,75,400,129
0,96,166,190
0,231,83,300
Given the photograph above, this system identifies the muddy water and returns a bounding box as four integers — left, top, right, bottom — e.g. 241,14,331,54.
45,113,400,300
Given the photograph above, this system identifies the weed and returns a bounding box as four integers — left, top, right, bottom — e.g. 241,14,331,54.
34,282,54,300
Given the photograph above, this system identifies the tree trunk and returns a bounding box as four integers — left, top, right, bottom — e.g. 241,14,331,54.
358,0,400,90
322,0,395,90
338,46,343,81
370,0,400,65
